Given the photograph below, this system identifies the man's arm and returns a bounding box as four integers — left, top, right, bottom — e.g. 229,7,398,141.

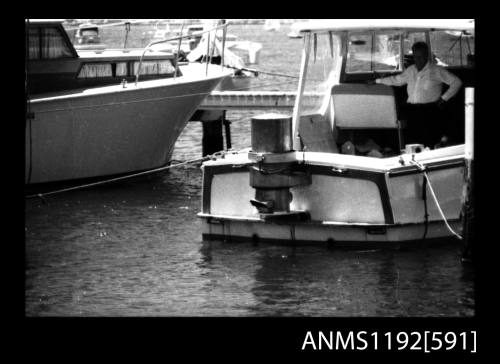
375,68,409,86
438,67,463,101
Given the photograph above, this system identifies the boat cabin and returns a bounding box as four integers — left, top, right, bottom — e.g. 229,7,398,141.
293,19,474,155
26,19,180,95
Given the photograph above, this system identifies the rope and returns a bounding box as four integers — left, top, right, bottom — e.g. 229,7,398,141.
422,174,429,240
225,65,299,79
410,160,463,240
25,150,227,200
424,170,463,240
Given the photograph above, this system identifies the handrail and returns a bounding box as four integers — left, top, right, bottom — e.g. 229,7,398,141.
174,20,185,80
135,21,230,86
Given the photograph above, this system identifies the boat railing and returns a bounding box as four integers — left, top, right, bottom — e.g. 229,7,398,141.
135,21,230,85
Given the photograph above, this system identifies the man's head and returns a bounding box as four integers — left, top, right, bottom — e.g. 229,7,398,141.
411,42,429,71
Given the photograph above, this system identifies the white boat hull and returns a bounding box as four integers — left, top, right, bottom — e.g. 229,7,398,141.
215,73,253,91
198,146,466,246
200,216,462,247
26,64,229,184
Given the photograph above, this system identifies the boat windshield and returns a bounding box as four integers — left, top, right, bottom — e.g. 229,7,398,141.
299,31,342,116
80,29,99,37
429,30,474,68
345,31,402,73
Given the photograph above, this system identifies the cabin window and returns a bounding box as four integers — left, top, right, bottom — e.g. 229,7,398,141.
28,25,75,60
346,32,400,73
132,60,175,75
77,63,113,78
115,62,128,77
430,30,474,68
402,32,426,53
40,27,74,59
28,28,40,60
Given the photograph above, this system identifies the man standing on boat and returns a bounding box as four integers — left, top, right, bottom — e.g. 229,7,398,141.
373,42,462,148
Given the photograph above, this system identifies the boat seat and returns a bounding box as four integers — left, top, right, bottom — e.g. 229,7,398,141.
332,83,404,151
298,114,339,153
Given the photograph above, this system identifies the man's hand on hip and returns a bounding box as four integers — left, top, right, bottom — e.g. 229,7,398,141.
436,97,446,109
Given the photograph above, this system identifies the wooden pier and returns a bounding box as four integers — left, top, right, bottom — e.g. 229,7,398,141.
199,91,296,110
190,91,296,155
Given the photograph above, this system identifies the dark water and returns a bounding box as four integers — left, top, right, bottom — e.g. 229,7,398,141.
25,22,474,316
25,119,475,317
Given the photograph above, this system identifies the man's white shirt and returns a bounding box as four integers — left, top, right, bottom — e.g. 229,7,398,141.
375,62,462,104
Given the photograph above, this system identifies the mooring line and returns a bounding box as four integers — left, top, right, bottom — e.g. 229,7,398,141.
224,65,299,79
409,159,463,240
25,150,228,200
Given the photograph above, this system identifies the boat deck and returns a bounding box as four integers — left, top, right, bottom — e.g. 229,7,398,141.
205,144,465,173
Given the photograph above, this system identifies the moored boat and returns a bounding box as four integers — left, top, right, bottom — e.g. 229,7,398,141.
26,19,231,185
198,19,475,247
149,20,261,90
287,22,303,38
264,19,281,32
73,22,106,50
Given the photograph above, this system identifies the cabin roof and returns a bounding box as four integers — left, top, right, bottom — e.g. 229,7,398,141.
296,19,475,33
78,23,99,29
76,48,175,60
26,19,65,24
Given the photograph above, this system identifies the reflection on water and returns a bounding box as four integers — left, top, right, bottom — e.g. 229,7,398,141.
198,241,474,317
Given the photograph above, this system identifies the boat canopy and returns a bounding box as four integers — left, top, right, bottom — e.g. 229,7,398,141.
290,19,475,151
295,19,474,33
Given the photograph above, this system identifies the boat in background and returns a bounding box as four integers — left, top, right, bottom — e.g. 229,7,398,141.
73,23,106,50
152,22,171,41
185,26,256,91
264,19,281,32
198,19,475,247
228,40,262,65
287,22,303,38
147,20,261,90
149,21,262,65
26,19,230,186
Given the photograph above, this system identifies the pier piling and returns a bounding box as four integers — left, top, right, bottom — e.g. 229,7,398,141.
461,87,474,262
222,110,232,150
191,109,228,156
